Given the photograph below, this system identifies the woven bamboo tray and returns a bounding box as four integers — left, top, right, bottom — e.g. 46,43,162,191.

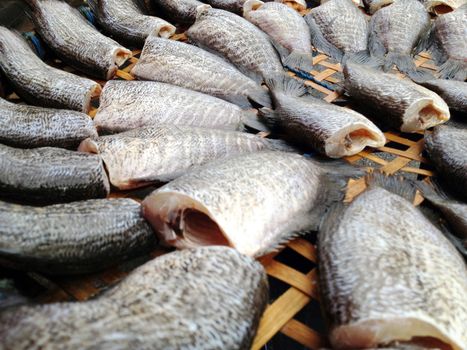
1,31,440,349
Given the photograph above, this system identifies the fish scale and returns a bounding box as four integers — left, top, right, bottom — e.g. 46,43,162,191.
417,79,467,113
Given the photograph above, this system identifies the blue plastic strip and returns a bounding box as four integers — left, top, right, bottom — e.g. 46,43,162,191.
78,5,95,25
22,32,45,59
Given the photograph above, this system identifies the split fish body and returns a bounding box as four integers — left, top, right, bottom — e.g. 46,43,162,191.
419,0,467,14
418,79,467,114
0,27,101,113
93,80,263,133
26,0,132,79
0,144,109,204
343,62,450,132
0,246,268,350
151,0,204,24
131,37,271,108
0,198,156,274
88,0,175,47
0,97,97,149
78,125,292,189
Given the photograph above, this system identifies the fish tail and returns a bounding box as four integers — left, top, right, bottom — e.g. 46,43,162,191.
305,14,344,62
283,50,314,73
258,107,278,129
383,53,416,74
365,173,417,202
264,73,306,97
262,138,296,152
438,59,467,81
241,109,269,132
406,68,435,84
343,50,383,69
247,88,272,108
416,180,449,204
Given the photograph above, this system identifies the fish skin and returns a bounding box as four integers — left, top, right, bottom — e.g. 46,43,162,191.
131,37,271,108
0,27,101,113
418,79,467,114
203,0,248,13
419,0,467,14
425,124,467,200
150,0,203,24
362,0,394,14
318,176,467,350
369,0,431,74
0,144,110,204
0,246,269,350
428,4,467,80
243,1,313,72
187,5,284,83
261,76,385,158
78,125,292,190
343,62,450,132
304,0,369,62
87,0,175,47
0,98,97,149
25,0,132,79
142,151,362,257
0,198,156,275
93,80,264,133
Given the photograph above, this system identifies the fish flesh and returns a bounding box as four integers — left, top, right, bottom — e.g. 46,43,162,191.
260,76,385,157
368,0,431,73
425,124,467,200
131,37,271,108
318,175,467,350
0,246,268,349
150,0,203,24
0,144,109,204
78,125,292,189
142,151,362,256
0,198,156,274
278,0,307,11
93,80,265,133
0,97,97,149
243,0,313,72
416,79,467,114
187,5,284,83
428,4,467,80
88,0,175,47
305,0,369,62
25,0,132,79
362,0,394,14
343,62,450,132
0,27,101,113
419,0,467,14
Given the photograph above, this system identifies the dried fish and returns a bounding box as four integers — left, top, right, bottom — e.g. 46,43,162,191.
428,4,467,80
88,0,175,47
369,0,431,73
0,27,101,113
0,144,109,204
279,0,307,11
150,0,203,24
318,175,467,350
343,61,449,132
425,124,467,199
131,37,271,108
79,125,292,189
243,0,313,72
0,98,96,149
0,246,268,350
25,0,132,79
260,76,385,157
417,79,467,114
93,80,265,133
305,0,369,62
419,0,467,14
0,198,156,274
187,5,284,83
362,0,395,14
142,151,361,257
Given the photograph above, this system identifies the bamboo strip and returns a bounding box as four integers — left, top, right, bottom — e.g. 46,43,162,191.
281,319,325,350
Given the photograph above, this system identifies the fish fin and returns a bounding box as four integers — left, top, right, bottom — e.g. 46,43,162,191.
264,73,307,97
406,68,436,83
383,53,416,74
304,14,344,62
438,59,467,81
427,37,446,67
258,107,279,129
414,21,433,55
343,50,383,69
439,225,467,258
222,94,254,108
247,88,272,108
262,138,296,152
368,21,387,57
416,180,449,205
283,50,314,73
365,173,417,203
235,65,264,84
242,110,269,132
270,40,290,63
317,202,347,242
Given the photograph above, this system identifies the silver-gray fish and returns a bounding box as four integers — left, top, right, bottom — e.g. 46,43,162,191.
187,5,284,83
131,36,271,108
0,246,268,350
142,151,361,257
425,124,467,199
202,0,248,13
0,97,97,149
0,198,156,274
88,0,175,47
0,27,101,113
151,0,203,24
260,75,385,157
362,0,395,14
78,125,291,189
428,4,467,80
417,79,467,114
369,0,431,73
243,0,313,72
343,62,450,132
305,0,369,62
318,175,467,350
93,80,265,133
0,144,109,204
25,0,132,79
419,0,467,14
